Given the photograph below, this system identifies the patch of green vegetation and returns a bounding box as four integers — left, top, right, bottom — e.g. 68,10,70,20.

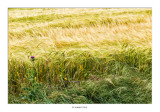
112,9,152,16
8,45,152,104
9,76,151,104
8,8,37,10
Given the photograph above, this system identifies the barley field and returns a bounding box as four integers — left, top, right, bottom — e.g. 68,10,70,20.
8,8,152,104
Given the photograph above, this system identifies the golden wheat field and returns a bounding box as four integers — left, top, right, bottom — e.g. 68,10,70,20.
8,8,152,104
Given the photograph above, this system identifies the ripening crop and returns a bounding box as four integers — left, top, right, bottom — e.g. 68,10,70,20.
8,8,152,104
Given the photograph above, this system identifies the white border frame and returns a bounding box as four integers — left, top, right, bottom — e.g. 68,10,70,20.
1,0,160,112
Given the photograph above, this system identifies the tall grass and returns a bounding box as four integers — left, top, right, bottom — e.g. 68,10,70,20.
8,8,152,104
